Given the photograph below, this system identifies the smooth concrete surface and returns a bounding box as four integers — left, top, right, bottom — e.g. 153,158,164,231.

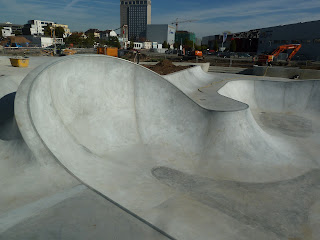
253,65,320,79
0,55,320,239
0,56,174,240
0,185,170,240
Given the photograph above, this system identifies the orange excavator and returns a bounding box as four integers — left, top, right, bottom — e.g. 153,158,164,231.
258,44,301,65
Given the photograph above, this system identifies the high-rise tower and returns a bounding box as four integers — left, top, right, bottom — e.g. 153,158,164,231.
120,0,151,41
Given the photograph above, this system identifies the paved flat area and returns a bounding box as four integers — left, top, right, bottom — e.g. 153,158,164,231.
0,55,320,239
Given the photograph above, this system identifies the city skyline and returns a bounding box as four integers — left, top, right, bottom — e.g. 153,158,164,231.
1,0,320,38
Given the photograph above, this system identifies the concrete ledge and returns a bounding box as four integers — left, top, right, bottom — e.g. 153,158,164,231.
140,62,210,72
173,62,210,72
253,65,320,79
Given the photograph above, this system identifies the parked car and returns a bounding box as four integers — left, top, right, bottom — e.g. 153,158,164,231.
217,52,230,58
207,50,216,55
238,53,251,58
5,43,22,48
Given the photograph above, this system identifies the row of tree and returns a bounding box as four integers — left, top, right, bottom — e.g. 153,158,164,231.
64,32,120,48
211,39,237,52
167,39,208,51
43,25,65,38
162,38,238,52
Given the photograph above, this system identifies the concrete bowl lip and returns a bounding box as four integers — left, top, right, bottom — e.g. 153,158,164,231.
164,66,250,112
15,54,244,113
15,54,203,158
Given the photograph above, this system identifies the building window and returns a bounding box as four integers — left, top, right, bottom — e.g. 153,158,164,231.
314,39,320,44
121,1,124,4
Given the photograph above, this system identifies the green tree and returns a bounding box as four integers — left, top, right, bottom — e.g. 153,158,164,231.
194,44,200,50
128,37,135,49
214,40,219,51
43,25,51,36
55,27,65,38
98,39,108,46
162,40,168,48
14,30,21,36
129,41,134,49
82,33,95,48
200,44,208,51
65,32,82,46
107,36,120,48
183,39,193,50
230,39,236,52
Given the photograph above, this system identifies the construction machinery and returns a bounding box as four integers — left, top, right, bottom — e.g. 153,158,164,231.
171,18,197,31
181,50,203,61
258,44,301,64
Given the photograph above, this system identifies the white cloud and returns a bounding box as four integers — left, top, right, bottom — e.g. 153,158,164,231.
65,0,81,10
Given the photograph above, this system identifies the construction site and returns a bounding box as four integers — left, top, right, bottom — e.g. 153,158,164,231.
0,51,319,240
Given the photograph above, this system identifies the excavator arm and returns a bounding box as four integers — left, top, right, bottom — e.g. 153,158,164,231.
287,44,301,61
258,44,301,64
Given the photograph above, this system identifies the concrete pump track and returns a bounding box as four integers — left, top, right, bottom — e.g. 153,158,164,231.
0,55,320,240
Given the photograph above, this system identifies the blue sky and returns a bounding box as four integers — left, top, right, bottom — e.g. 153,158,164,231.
1,0,320,38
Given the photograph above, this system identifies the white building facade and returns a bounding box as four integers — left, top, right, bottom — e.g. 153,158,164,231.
24,20,55,35
40,37,64,48
133,42,143,49
143,41,152,49
1,27,13,37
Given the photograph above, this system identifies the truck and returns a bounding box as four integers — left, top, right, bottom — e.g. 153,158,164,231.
181,50,203,61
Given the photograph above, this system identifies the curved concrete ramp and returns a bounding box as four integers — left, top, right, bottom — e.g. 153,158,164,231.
0,57,173,240
9,55,320,239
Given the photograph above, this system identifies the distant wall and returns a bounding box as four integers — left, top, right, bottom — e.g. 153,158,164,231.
258,20,320,61
253,66,320,79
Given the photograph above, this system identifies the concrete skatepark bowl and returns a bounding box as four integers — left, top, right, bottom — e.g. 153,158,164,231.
0,55,320,239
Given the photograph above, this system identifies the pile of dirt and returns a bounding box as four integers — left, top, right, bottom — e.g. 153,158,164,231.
143,59,192,75
0,36,31,46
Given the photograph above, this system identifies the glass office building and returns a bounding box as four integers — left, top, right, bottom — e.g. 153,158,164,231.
120,0,151,41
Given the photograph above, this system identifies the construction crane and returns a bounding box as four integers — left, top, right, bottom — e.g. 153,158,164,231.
112,25,128,38
113,25,125,32
171,18,197,31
